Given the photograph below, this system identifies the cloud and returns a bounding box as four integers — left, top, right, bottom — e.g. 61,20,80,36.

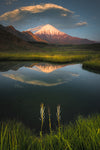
0,3,87,30
19,3,73,13
5,0,18,5
27,25,44,32
0,3,73,20
76,22,88,27
61,14,67,17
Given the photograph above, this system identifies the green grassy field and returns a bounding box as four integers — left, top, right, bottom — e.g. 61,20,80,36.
0,44,100,72
0,114,100,150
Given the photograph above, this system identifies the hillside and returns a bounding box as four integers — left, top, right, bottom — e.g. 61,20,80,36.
0,24,46,51
6,25,47,43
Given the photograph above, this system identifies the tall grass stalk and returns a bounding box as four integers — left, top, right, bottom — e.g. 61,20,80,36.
48,107,52,133
56,105,61,136
40,103,45,137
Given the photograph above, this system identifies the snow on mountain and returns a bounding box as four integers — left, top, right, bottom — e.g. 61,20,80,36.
33,24,95,44
35,24,65,36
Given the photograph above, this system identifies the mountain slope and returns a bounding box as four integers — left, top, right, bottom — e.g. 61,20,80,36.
22,31,47,43
34,24,95,44
0,24,41,51
6,25,47,43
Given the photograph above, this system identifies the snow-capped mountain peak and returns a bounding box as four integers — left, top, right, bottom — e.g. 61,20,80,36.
34,24,65,36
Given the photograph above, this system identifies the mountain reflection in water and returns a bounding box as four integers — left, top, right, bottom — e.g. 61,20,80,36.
1,62,79,87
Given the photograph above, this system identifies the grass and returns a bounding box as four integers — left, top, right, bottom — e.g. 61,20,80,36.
0,52,91,62
83,58,100,72
0,114,100,150
0,44,100,72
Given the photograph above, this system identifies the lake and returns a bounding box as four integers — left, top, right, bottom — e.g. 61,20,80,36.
0,61,100,132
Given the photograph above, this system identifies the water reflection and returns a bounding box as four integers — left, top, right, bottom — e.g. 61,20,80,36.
27,63,67,73
0,61,100,132
0,61,36,72
1,62,79,87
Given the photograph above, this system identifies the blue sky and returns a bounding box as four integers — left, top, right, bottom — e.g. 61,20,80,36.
0,0,100,41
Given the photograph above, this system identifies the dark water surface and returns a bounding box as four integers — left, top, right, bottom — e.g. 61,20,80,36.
0,61,100,132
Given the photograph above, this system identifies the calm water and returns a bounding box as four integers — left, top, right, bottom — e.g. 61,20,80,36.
0,61,100,132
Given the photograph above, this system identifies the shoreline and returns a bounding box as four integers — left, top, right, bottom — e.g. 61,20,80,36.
0,57,100,73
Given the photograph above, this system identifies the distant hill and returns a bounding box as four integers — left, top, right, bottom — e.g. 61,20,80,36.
33,24,95,45
6,25,47,43
0,24,44,51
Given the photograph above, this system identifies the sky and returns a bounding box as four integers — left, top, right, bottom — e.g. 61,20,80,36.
0,0,100,41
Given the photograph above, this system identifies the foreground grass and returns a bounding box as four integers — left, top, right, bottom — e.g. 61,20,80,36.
1,114,100,150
